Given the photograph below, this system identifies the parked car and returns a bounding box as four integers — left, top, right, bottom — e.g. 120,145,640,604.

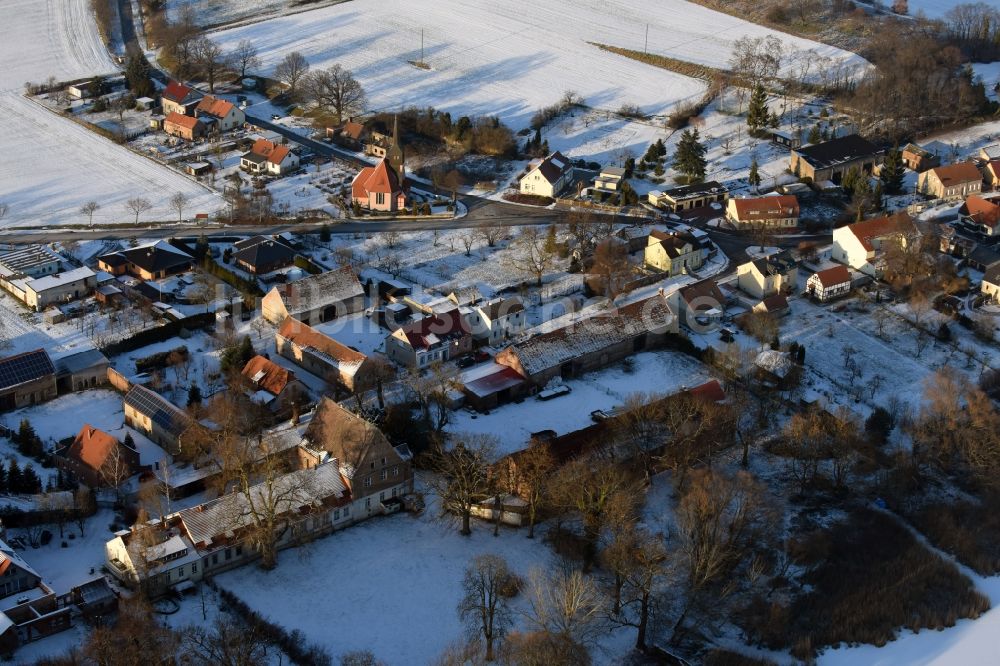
456,356,475,369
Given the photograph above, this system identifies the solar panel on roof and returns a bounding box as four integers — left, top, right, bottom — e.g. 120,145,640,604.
0,350,54,391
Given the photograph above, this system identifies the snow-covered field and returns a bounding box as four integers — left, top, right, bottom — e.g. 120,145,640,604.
214,487,633,665
211,0,868,129
0,0,221,228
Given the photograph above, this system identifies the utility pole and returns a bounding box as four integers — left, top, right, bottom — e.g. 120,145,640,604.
421,28,424,64
644,24,649,54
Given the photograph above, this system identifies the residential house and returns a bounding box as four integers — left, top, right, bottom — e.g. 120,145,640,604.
959,196,1000,236
163,112,205,141
0,539,71,653
98,240,193,281
53,348,109,393
240,355,308,416
918,162,983,200
305,397,414,514
326,119,368,149
447,286,483,308
725,195,800,230
980,145,1000,162
3,267,96,311
261,267,365,325
644,230,706,276
900,143,939,172
194,96,245,133
105,461,354,596
54,424,139,488
276,317,375,393
468,298,526,346
232,236,297,275
240,139,300,176
351,158,408,212
648,181,728,212
736,251,799,299
790,134,882,184
495,293,677,387
982,264,1000,303
160,81,201,117
385,310,473,367
831,212,918,277
593,166,625,195
806,265,853,302
123,385,192,455
0,349,57,411
669,279,726,327
519,151,573,198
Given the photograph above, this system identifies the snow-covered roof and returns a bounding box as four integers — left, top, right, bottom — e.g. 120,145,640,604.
24,267,94,293
275,267,364,317
755,350,793,378
177,462,348,548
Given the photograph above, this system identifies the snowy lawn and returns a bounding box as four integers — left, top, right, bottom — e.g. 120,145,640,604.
213,485,634,665
448,350,711,454
1,390,124,445
211,0,866,130
0,0,222,228
314,310,389,356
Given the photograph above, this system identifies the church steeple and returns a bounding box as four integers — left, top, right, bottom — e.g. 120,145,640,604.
386,114,404,179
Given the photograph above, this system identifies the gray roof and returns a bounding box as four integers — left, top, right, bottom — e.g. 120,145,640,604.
177,462,348,547
278,267,365,316
54,348,109,376
794,134,881,170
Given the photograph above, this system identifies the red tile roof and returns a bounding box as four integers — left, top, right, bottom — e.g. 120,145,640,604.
196,95,236,119
729,195,800,222
398,310,469,350
929,162,982,187
278,317,367,367
165,112,201,130
162,81,193,103
248,139,291,166
963,195,1000,230
812,264,851,288
759,293,788,312
241,355,295,396
847,212,916,252
68,424,119,472
353,159,403,197
688,379,726,403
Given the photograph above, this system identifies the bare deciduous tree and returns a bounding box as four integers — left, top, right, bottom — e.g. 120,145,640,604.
232,39,261,80
303,64,366,124
428,434,496,535
80,200,100,227
458,553,514,662
524,567,604,652
183,615,272,666
125,196,152,225
169,192,188,223
193,37,229,93
274,51,311,100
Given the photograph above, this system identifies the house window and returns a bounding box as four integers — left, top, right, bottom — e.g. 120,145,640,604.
365,476,372,487
344,506,350,516
192,563,197,573
334,509,340,520
365,498,371,509
211,553,218,565
371,461,376,470
380,491,385,501
382,457,387,466
392,465,399,476
236,546,243,557
376,192,385,205
225,548,232,561
380,469,387,481
391,488,397,497
178,566,184,577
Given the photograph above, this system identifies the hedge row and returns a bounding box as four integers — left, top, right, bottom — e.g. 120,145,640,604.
100,313,214,356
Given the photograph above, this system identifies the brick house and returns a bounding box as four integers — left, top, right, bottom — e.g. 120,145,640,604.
900,143,940,172
959,196,1000,236
160,81,201,117
0,349,57,412
240,139,300,176
790,134,882,184
123,385,192,455
194,96,245,133
164,112,205,140
54,424,139,488
917,162,983,200
97,240,193,281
